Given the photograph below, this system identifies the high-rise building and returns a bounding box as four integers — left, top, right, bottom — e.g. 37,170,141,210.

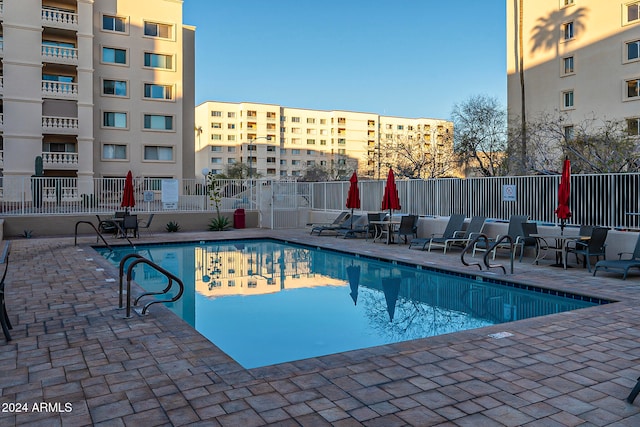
1,0,195,200
507,0,640,137
195,101,454,180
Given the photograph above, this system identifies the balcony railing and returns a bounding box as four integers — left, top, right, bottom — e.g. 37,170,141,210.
42,116,79,134
42,44,78,65
42,80,78,99
0,113,4,129
42,7,79,30
0,76,3,94
0,150,3,168
42,152,79,169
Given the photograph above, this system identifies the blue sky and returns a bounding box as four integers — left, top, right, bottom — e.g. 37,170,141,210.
183,0,506,120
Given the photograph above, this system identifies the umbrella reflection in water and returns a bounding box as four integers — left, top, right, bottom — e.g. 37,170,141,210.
346,264,361,305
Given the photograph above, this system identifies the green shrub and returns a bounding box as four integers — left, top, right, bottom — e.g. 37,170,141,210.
208,216,230,231
165,221,181,232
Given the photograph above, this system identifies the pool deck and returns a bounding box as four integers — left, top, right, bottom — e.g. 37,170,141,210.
2,228,640,426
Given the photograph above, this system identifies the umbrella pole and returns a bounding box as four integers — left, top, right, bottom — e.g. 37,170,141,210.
350,208,354,229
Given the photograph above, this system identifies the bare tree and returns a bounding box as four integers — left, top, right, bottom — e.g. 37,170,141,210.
511,111,640,174
451,95,509,177
365,127,459,179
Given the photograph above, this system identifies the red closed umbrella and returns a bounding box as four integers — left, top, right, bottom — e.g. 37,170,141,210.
346,172,360,228
555,158,571,234
121,170,135,213
381,168,401,214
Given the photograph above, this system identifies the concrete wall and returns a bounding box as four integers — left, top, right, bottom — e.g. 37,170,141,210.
0,210,259,238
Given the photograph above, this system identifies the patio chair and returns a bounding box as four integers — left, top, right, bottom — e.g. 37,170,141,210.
566,226,608,272
409,214,466,250
428,216,486,253
309,212,351,235
593,233,640,279
137,214,155,235
396,215,419,244
314,215,362,236
123,214,139,238
472,215,529,260
365,212,385,241
0,241,12,341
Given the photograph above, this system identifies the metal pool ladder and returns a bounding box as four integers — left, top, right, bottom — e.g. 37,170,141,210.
118,253,184,318
461,233,514,274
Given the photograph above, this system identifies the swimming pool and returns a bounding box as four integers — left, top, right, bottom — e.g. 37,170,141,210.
96,239,606,369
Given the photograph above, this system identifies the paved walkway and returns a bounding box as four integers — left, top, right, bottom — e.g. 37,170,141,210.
2,229,640,426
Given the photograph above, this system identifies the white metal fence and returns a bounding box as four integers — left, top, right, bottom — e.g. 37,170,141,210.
2,174,640,230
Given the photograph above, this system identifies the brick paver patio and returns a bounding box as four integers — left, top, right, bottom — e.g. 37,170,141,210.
1,228,640,426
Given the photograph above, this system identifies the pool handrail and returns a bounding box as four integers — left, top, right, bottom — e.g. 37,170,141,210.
461,233,514,274
74,220,113,250
118,253,184,318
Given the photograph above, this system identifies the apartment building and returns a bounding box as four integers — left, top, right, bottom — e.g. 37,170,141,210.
507,0,640,138
195,101,454,180
1,0,194,200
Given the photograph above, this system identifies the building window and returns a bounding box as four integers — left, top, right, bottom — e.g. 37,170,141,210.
103,112,127,128
564,125,574,141
102,15,126,32
563,22,574,40
562,90,574,108
143,114,173,130
228,158,237,164
144,83,172,100
102,47,127,64
627,79,640,99
292,149,300,155
228,112,236,118
228,123,235,129
103,79,127,97
212,134,222,140
228,147,236,153
562,56,574,75
211,157,222,164
627,40,640,62
291,117,300,123
212,122,222,128
291,160,301,166
307,139,315,145
211,111,222,117
562,0,574,6
144,53,173,69
306,118,315,124
280,159,287,165
144,21,172,39
627,2,640,24
144,146,174,161
627,118,640,135
211,146,223,152
227,135,236,141
102,144,127,160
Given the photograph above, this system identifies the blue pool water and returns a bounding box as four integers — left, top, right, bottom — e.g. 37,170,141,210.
96,239,605,369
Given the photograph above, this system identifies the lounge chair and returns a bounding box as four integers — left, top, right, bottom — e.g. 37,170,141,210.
409,214,466,250
336,215,371,239
567,226,608,272
593,233,640,279
473,215,529,260
428,216,486,253
314,215,362,236
309,212,351,235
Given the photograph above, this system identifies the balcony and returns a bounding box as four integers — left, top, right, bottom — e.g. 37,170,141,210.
42,116,78,134
42,44,78,65
42,80,78,100
42,151,79,170
0,113,3,130
0,76,3,94
42,7,79,31
0,150,3,168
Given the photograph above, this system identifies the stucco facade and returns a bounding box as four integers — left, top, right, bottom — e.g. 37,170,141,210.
507,0,640,132
0,0,195,200
195,101,454,180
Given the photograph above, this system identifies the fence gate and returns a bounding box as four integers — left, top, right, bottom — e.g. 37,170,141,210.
257,179,307,229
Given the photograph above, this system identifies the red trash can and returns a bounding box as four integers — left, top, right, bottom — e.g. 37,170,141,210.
234,208,245,229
